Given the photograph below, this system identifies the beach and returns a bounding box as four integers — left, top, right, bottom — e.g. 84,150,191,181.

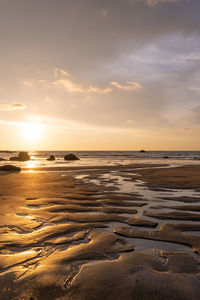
0,158,200,300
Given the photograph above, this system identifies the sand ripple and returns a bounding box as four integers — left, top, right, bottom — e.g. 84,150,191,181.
0,165,200,299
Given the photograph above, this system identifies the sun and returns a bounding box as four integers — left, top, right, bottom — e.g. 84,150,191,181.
21,122,42,142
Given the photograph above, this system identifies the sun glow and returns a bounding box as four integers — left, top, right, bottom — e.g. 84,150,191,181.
21,123,42,142
26,161,37,169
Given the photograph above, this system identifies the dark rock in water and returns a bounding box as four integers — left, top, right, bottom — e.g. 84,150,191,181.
0,158,6,161
0,165,21,172
163,156,169,159
140,150,146,153
9,156,19,161
9,152,30,161
18,152,30,161
64,153,79,160
47,155,55,161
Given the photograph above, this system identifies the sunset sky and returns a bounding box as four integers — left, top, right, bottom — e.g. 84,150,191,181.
0,0,200,150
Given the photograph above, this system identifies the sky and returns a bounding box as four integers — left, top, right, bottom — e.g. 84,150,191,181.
0,0,200,150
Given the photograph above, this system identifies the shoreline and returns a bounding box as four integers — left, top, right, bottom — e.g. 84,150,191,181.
21,162,168,172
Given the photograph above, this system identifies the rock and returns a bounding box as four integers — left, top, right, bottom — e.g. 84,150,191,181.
0,165,21,172
140,150,146,153
9,152,30,162
0,158,6,161
64,153,79,161
47,155,55,161
163,156,169,159
18,152,30,161
9,156,19,161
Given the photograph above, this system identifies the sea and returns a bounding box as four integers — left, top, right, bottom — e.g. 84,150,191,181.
0,151,200,169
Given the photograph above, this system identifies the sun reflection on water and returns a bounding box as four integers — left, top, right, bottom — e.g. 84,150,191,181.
25,160,37,171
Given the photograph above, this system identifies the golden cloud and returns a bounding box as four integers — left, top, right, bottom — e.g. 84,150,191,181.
53,79,112,94
54,67,71,78
87,86,112,94
53,78,84,93
0,102,26,111
110,81,142,90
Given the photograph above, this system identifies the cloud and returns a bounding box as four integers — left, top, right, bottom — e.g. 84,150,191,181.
54,67,71,78
146,0,180,6
22,79,51,88
53,78,84,93
87,86,112,94
44,96,55,103
185,58,200,63
126,119,136,124
130,0,180,6
188,86,200,95
98,9,108,18
180,127,191,131
53,67,113,95
22,80,33,87
0,102,26,111
110,81,142,91
53,78,113,94
38,68,142,95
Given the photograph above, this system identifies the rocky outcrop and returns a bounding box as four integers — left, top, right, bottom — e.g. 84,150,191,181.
9,157,19,161
10,152,30,162
47,155,55,161
0,158,6,161
18,152,30,161
0,165,21,172
140,150,146,153
64,153,79,161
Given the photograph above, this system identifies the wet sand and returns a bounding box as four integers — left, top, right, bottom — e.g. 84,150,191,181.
137,165,200,191
0,163,200,299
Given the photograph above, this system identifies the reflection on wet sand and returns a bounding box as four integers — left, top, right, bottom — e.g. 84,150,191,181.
0,164,200,299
